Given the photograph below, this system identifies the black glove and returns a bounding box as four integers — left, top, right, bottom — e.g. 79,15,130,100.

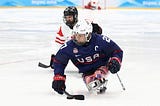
52,74,66,94
50,54,55,69
91,23,102,34
108,57,121,74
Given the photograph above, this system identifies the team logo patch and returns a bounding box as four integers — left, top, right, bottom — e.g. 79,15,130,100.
73,48,78,53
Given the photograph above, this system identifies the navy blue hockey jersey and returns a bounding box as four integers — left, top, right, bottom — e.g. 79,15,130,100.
54,33,123,75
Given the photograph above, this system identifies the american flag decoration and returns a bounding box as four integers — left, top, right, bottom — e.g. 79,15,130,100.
73,48,78,53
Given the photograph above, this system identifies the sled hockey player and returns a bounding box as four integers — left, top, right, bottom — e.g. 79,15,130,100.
84,0,101,10
52,20,123,94
49,6,102,69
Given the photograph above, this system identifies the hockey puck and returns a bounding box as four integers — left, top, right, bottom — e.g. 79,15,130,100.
66,96,73,99
66,95,85,100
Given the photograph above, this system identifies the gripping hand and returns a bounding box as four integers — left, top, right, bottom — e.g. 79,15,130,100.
108,57,121,74
52,74,66,94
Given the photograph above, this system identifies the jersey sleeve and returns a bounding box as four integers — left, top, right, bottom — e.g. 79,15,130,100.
55,26,65,45
53,45,70,75
53,25,73,54
101,35,123,62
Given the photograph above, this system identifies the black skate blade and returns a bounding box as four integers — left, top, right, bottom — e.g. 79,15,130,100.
97,87,107,94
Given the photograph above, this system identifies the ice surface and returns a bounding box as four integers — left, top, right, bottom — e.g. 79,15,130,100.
0,8,160,106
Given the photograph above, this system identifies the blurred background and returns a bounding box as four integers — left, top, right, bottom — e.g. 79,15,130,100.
0,0,160,9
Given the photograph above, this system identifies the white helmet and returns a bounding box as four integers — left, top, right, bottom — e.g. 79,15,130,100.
72,20,93,44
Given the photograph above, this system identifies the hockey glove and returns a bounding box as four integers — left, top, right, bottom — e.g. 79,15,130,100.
52,74,66,94
50,54,55,69
108,57,121,74
91,23,102,34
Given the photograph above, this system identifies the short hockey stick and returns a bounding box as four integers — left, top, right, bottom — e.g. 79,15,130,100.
64,90,85,100
38,62,50,68
116,73,126,90
38,54,56,68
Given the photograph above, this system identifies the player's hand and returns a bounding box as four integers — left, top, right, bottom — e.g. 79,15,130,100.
52,74,66,94
50,54,55,69
108,57,121,74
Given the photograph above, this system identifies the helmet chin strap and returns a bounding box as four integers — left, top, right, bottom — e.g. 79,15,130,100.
73,39,86,46
85,33,92,42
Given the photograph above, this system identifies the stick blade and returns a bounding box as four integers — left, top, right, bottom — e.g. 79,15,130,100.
74,95,85,100
66,95,85,100
64,90,85,100
38,62,50,68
